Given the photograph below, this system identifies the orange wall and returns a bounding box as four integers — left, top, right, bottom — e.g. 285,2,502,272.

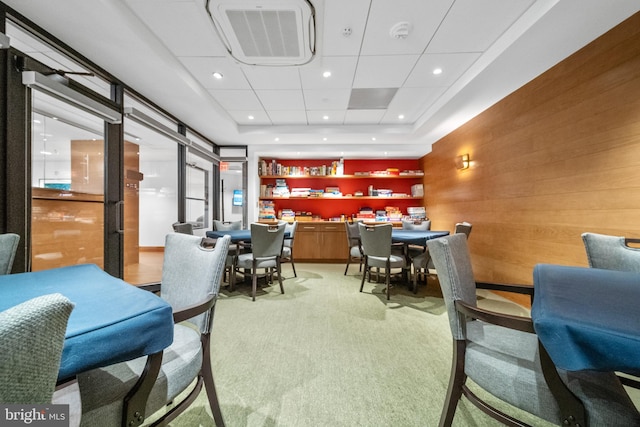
421,12,640,287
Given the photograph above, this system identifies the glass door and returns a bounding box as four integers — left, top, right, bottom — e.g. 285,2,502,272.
30,92,106,270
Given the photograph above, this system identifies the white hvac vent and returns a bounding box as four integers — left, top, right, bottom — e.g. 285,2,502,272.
206,0,316,66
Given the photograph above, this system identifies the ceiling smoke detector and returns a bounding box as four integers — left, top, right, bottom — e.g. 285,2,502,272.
389,22,411,40
206,0,316,66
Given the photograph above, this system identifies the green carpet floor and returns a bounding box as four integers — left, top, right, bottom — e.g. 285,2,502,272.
150,263,559,427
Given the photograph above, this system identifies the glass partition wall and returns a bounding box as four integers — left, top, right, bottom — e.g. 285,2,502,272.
2,11,224,278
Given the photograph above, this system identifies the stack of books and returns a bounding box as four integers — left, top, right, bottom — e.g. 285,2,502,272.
407,206,427,219
259,201,276,220
272,179,290,198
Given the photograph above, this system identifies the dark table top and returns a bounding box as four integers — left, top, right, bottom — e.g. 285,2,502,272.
532,264,640,373
391,229,450,246
207,229,290,243
0,264,174,381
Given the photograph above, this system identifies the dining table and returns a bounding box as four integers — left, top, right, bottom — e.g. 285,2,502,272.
206,228,290,243
531,263,640,426
391,229,450,246
0,264,174,382
532,263,640,373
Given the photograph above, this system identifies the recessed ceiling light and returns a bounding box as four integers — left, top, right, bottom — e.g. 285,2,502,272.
371,137,376,141
322,137,327,141
323,115,329,120
212,72,223,79
322,71,331,78
274,137,280,142
398,114,405,120
248,115,254,120
432,68,443,75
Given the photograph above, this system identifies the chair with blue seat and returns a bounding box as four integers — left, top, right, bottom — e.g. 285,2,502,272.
232,222,286,301
0,293,74,403
582,232,640,272
0,233,20,275
77,233,231,426
358,222,408,300
427,233,640,427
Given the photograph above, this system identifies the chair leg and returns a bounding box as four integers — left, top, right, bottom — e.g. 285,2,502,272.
386,260,391,300
344,259,350,275
201,335,226,427
276,259,284,294
290,257,296,278
439,340,467,427
359,258,368,292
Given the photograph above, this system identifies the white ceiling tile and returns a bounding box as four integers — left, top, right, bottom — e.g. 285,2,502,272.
268,110,309,125
360,0,455,55
241,66,302,90
385,87,448,117
404,53,482,87
256,90,305,110
303,89,351,110
352,55,420,88
344,109,386,124
208,90,263,110
126,0,227,57
179,57,251,89
321,0,371,56
427,0,535,53
227,110,271,125
306,110,346,125
299,56,358,89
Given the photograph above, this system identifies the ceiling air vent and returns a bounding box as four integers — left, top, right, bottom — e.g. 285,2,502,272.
206,0,316,66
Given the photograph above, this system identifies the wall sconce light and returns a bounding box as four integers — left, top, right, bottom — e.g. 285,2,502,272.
456,153,470,170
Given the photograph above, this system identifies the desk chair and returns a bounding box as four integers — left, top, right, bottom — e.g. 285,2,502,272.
281,221,298,278
0,233,20,275
232,223,285,301
582,232,640,273
344,222,363,275
78,234,231,427
427,234,640,427
358,223,408,300
0,293,73,403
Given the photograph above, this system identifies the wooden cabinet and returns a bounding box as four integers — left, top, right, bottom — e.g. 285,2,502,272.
295,222,348,262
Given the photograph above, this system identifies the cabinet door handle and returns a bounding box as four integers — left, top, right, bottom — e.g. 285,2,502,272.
325,226,337,230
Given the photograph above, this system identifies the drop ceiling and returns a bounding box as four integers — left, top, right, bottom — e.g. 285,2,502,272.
2,0,639,159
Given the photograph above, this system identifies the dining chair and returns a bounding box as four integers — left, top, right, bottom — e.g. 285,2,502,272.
280,221,298,278
427,233,640,427
413,221,473,287
213,219,242,231
358,222,408,300
232,222,286,301
172,222,194,235
344,221,364,275
0,232,20,275
0,293,74,403
401,219,431,230
582,232,640,272
77,233,231,427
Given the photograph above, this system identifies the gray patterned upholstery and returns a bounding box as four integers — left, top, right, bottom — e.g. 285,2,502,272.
358,223,407,300
213,220,241,231
0,233,20,275
401,219,431,230
0,293,74,403
428,234,640,426
582,232,640,272
78,234,231,426
281,221,298,277
232,223,286,301
344,222,363,275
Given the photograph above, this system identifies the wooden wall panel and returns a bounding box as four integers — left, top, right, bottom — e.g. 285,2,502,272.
421,12,640,295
